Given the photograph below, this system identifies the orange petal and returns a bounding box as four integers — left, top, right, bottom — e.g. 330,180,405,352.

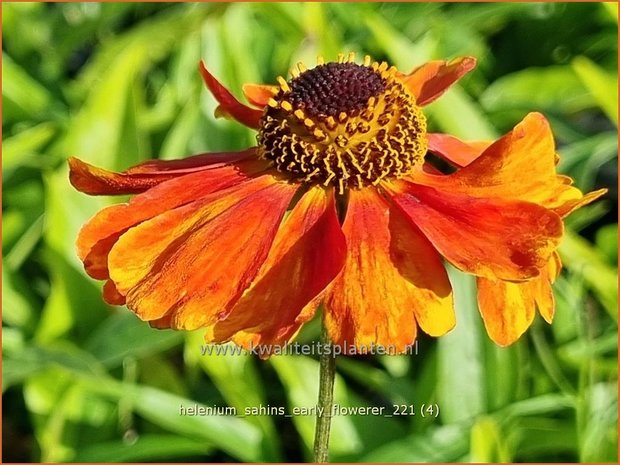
81,232,125,280
414,113,585,209
69,149,256,195
387,181,564,281
108,175,297,329
209,186,347,347
553,188,608,218
242,83,279,108
548,250,562,283
103,279,126,305
124,149,255,175
421,162,443,175
535,252,561,323
427,133,492,167
477,277,536,346
323,188,454,353
198,61,263,129
69,157,170,195
401,56,476,106
477,251,558,346
77,158,266,284
148,313,173,329
532,272,555,324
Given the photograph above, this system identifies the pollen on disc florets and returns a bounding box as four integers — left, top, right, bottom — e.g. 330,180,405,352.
257,53,428,193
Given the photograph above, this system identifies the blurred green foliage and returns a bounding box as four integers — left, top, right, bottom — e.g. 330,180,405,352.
2,2,618,463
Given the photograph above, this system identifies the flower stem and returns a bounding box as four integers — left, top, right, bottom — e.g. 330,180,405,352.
313,324,336,463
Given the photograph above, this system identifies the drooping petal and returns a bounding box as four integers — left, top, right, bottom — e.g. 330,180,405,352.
69,157,171,195
198,61,263,129
77,158,267,282
413,113,584,209
208,186,347,348
477,250,559,346
148,314,173,330
242,83,279,108
103,279,126,305
536,251,562,323
531,272,555,324
323,188,454,353
68,149,256,195
400,56,476,106
476,277,536,346
108,175,297,329
427,133,492,167
123,149,254,175
387,181,564,281
553,188,608,218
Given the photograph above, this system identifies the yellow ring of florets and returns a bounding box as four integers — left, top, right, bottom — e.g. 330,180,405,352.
257,53,427,194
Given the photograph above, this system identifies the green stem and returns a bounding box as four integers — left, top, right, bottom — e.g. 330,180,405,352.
313,324,336,463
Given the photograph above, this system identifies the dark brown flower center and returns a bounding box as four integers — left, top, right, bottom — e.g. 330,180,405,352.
288,62,387,118
258,56,427,193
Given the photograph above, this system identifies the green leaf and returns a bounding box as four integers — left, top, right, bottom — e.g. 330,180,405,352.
552,273,586,343
2,327,25,356
138,354,188,397
480,66,594,114
8,343,264,461
559,231,618,320
4,343,107,392
564,202,611,233
602,2,618,22
32,375,118,462
71,5,211,100
270,355,361,459
41,171,110,348
198,17,257,152
2,122,57,177
595,223,618,266
303,3,342,60
2,266,37,332
159,100,202,160
362,424,469,462
4,214,44,271
60,45,149,169
2,53,56,123
185,332,281,461
36,248,109,343
509,417,577,458
169,32,203,103
2,179,45,256
336,356,416,405
482,342,520,411
366,13,437,69
425,87,498,139
499,393,574,419
558,332,618,373
437,267,486,423
251,3,305,50
572,56,618,125
87,381,265,462
470,416,511,462
2,211,27,253
580,382,618,462
42,47,150,338
84,312,183,368
73,435,212,462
